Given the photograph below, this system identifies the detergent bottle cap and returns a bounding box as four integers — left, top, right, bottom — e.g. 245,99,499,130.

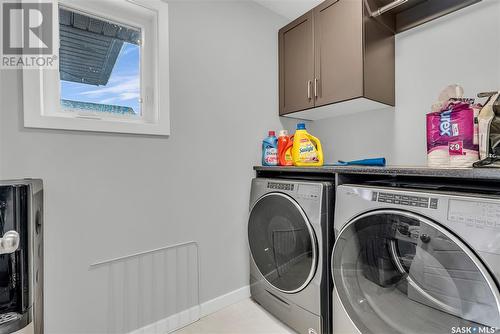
268,131,276,137
297,123,306,130
278,130,288,137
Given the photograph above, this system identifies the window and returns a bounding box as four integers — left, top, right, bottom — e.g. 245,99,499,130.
59,7,142,119
23,0,170,136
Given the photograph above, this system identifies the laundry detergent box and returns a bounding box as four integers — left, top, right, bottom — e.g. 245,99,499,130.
426,101,478,167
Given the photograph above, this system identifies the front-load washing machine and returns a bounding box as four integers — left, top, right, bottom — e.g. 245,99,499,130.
332,184,500,334
248,178,333,334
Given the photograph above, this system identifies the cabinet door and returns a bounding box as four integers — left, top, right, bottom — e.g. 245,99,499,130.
279,11,314,116
314,0,363,107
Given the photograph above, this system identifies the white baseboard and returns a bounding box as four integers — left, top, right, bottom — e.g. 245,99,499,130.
129,285,250,334
200,285,251,317
129,306,200,334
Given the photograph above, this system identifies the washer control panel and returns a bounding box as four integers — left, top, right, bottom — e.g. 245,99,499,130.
448,199,500,230
372,191,438,209
266,181,320,200
267,182,294,191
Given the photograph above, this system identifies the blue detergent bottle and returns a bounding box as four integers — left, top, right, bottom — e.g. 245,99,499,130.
262,131,278,166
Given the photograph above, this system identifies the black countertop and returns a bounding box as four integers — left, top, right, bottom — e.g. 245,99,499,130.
254,165,500,180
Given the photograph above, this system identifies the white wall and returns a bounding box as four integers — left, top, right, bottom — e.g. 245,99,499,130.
2,0,497,332
310,0,500,165
0,1,287,332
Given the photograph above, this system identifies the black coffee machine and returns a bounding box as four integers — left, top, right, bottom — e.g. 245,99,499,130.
0,180,43,334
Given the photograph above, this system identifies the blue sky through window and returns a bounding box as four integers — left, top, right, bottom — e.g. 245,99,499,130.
60,42,141,114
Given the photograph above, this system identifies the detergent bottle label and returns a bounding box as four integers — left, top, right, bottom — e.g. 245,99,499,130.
264,147,278,165
298,139,319,162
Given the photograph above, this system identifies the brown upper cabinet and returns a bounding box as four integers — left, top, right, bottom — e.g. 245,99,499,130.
279,0,395,120
278,11,315,115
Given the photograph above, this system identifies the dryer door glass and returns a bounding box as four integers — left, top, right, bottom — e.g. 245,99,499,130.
332,210,500,334
248,193,317,293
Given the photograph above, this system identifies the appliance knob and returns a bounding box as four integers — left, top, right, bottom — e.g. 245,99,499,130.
0,231,20,254
420,234,431,243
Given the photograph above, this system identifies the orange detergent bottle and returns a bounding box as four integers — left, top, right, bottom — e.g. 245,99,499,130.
278,130,293,166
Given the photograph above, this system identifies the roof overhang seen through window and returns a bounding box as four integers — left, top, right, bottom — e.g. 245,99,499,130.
59,7,141,86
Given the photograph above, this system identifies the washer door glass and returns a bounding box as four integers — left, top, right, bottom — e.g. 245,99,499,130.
248,193,317,293
332,210,500,334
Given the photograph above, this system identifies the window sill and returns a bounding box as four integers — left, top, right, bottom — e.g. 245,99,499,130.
23,112,170,136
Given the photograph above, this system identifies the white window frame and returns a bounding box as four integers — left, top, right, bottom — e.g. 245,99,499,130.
23,0,170,136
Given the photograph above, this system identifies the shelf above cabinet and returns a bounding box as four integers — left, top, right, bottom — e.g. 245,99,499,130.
367,0,482,33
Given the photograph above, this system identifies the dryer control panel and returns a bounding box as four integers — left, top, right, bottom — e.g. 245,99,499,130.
448,199,500,230
372,191,439,209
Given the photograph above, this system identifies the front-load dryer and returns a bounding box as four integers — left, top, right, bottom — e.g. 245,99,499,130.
332,184,500,334
248,178,333,334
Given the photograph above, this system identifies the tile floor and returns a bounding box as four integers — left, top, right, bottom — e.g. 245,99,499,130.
174,299,294,334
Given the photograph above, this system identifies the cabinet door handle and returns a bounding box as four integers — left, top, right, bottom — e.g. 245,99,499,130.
314,78,318,98
307,80,312,100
